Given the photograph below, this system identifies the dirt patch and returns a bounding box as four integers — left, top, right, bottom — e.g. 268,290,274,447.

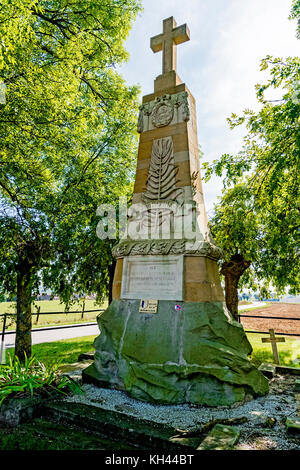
240,303,300,337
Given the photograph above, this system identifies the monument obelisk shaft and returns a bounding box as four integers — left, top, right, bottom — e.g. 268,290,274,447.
84,17,269,406
112,16,223,303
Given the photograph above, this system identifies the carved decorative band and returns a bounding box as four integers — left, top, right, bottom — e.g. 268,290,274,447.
112,239,222,260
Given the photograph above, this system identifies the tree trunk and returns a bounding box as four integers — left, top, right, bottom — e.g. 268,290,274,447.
221,254,250,321
15,264,33,361
108,259,116,305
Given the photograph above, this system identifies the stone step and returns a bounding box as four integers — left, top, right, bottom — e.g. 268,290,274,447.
78,351,95,362
41,401,203,451
276,365,300,376
197,424,240,450
285,417,300,433
258,363,276,378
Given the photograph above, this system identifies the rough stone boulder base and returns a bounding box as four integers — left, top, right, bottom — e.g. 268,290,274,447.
83,300,269,406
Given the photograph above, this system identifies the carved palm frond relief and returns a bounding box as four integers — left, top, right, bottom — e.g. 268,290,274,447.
143,137,183,201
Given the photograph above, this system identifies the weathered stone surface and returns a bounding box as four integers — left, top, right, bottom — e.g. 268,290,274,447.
276,365,300,376
258,362,276,378
78,351,94,362
0,396,43,427
59,360,93,380
83,299,269,406
197,424,240,450
285,417,300,432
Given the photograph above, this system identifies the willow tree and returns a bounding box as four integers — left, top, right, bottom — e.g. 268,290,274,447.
203,4,300,319
0,0,141,360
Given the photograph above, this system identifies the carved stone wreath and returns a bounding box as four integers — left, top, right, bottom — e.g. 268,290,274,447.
151,96,174,128
137,91,190,133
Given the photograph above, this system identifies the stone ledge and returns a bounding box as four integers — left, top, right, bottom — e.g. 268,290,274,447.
275,365,300,376
285,416,300,433
258,363,276,378
197,424,240,450
42,401,202,451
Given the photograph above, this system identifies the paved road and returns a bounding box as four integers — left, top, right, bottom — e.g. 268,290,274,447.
1,322,99,350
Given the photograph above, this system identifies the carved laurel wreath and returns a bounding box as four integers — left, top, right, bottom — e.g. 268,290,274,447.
151,97,174,128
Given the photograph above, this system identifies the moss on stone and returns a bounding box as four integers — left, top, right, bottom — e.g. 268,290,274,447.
84,299,269,406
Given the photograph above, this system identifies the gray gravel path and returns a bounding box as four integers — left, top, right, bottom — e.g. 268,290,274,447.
65,373,300,450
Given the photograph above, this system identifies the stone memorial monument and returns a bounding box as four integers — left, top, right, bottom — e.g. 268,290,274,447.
83,17,269,406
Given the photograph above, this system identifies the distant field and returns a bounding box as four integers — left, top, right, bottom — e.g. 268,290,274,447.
0,299,108,330
240,303,300,336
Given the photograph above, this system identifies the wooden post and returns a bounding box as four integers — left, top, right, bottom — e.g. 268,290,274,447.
0,314,7,363
261,328,285,364
35,306,41,325
81,300,85,320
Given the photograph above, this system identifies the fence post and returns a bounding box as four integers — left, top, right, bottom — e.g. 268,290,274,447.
35,306,41,325
81,300,85,320
0,314,7,363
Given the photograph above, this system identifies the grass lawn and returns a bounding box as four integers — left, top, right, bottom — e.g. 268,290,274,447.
238,304,270,312
0,299,108,330
247,332,300,368
1,335,97,368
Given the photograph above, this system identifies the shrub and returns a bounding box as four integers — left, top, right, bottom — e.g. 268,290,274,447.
0,354,82,405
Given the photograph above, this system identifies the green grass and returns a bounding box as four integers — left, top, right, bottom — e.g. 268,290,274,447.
0,299,108,330
238,304,270,312
247,332,300,368
1,335,97,369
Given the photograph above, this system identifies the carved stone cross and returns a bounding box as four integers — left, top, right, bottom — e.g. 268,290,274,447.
261,328,285,365
150,17,190,74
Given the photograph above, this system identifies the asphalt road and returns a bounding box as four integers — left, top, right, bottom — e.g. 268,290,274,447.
1,322,99,350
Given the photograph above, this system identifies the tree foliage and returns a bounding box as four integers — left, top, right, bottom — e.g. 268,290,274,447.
0,0,142,358
203,8,300,315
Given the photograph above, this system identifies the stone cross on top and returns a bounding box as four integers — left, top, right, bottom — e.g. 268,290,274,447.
151,17,190,75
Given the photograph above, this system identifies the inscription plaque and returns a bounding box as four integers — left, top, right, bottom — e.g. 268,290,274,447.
121,255,183,301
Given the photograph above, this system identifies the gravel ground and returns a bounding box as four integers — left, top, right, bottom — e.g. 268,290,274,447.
65,373,300,450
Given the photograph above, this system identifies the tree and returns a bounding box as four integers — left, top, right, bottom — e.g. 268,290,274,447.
0,0,141,360
203,7,300,320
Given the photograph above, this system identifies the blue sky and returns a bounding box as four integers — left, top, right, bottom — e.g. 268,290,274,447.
118,0,299,214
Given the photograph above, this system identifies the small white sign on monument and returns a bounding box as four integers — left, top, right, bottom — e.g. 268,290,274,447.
139,299,158,313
